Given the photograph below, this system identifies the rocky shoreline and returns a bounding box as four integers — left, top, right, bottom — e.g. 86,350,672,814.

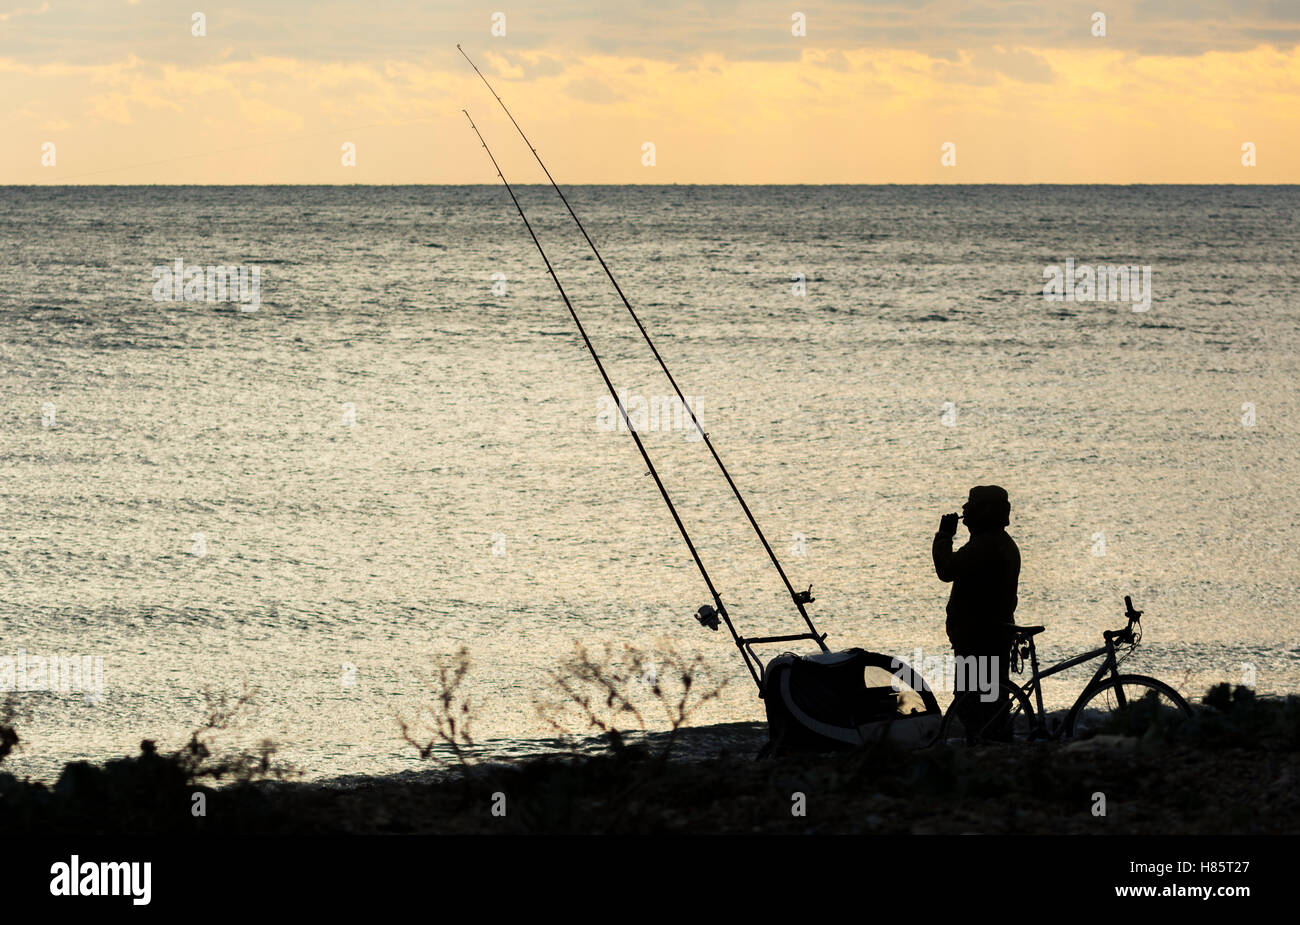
1,685,1295,834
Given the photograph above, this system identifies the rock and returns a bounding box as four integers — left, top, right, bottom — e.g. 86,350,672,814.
1061,735,1137,752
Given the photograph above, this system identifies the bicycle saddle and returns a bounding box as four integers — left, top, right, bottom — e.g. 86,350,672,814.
1004,623,1045,636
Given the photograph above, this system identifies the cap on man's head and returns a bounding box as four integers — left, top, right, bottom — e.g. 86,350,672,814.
966,484,1011,527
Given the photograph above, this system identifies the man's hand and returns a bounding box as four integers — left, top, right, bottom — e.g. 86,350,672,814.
938,512,960,536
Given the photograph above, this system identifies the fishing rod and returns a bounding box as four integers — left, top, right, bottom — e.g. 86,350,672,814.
457,45,827,651
461,110,761,688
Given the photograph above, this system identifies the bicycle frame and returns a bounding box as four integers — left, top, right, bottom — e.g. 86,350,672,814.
1014,634,1127,733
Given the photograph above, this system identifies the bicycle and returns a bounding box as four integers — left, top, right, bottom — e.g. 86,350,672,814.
933,596,1193,745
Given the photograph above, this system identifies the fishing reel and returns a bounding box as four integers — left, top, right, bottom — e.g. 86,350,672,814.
794,585,815,606
695,604,721,631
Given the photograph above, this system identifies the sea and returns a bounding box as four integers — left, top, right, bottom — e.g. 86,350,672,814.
1,184,1297,782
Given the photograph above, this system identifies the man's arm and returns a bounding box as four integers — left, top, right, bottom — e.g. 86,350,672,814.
933,532,963,582
933,513,964,582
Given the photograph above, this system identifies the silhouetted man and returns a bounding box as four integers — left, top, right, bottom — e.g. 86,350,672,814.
933,485,1020,740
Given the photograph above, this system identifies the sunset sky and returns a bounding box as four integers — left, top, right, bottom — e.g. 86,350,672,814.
2,0,1298,183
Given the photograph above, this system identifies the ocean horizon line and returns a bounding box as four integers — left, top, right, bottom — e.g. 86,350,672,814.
4,181,1298,188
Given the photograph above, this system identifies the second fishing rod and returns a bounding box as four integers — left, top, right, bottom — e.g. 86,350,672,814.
461,110,766,688
457,45,824,645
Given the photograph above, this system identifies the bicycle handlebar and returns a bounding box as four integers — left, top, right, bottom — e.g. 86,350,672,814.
1105,596,1144,645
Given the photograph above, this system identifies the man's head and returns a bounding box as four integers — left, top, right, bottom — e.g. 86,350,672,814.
961,485,1011,532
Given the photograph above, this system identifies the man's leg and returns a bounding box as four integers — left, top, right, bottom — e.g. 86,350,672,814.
951,648,984,742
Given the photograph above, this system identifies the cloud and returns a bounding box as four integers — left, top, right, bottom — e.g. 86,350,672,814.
563,76,624,103
237,95,305,130
520,53,565,78
0,1,49,23
814,51,854,73
2,0,1299,68
968,47,1055,82
1,1,1298,183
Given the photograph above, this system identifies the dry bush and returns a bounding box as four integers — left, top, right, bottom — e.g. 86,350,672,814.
398,646,476,767
174,687,297,783
539,641,726,760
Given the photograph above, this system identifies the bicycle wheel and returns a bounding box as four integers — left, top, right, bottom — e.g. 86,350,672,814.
1065,674,1192,738
932,680,1038,746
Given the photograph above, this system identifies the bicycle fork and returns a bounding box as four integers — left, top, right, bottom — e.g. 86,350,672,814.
1024,636,1048,728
